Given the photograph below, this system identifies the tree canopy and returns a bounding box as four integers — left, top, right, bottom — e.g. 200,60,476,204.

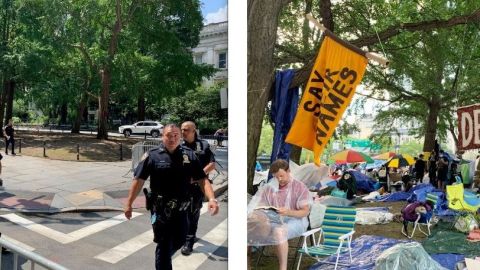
1,0,219,138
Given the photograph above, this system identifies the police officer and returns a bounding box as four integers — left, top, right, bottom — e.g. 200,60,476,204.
180,121,216,255
124,124,219,270
3,119,15,155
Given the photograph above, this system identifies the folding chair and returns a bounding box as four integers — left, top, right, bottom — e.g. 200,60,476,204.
400,203,433,238
446,183,480,230
295,206,356,270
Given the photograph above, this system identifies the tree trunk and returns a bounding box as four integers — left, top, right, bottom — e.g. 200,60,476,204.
72,92,88,133
289,145,302,164
137,88,145,121
247,0,292,194
0,79,7,131
4,79,14,125
97,68,111,139
422,101,440,153
97,0,124,140
59,103,67,125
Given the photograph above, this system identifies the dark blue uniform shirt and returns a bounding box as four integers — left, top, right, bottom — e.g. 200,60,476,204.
134,144,206,202
182,138,215,169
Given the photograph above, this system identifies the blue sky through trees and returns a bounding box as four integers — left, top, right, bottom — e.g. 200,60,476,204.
201,0,227,24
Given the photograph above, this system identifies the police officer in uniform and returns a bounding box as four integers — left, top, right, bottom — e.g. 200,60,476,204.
124,124,219,270
180,121,216,255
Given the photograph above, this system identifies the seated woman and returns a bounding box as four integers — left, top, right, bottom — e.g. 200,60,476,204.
247,159,312,270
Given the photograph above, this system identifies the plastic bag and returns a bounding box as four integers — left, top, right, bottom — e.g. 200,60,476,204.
375,242,447,270
454,214,479,233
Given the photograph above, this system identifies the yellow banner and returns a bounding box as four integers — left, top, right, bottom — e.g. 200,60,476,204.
285,35,368,165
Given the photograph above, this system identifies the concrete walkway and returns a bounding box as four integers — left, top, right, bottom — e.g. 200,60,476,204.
0,154,228,213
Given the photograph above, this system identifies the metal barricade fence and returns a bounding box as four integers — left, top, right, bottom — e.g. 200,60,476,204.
131,140,162,171
0,237,69,270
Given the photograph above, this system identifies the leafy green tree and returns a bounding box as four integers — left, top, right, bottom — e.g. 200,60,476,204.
163,86,227,133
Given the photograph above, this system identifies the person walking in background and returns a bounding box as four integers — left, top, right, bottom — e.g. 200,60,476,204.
214,128,225,147
428,151,438,188
3,119,15,155
437,152,449,191
414,154,426,183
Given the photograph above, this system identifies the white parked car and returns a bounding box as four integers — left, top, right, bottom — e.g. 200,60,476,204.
118,121,164,138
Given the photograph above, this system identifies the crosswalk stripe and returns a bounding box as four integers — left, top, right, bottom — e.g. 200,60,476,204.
68,212,142,240
94,230,153,264
1,235,35,251
172,218,228,269
93,202,215,264
0,212,142,244
1,213,75,244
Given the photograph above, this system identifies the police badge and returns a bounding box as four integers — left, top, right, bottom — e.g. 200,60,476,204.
183,154,190,164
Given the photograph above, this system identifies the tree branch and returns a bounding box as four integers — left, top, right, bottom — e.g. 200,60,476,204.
351,9,480,47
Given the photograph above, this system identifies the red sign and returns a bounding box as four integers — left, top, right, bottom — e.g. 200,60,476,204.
457,103,480,150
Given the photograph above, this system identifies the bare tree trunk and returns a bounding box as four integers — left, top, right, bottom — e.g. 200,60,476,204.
423,100,440,152
137,88,145,121
59,103,67,125
72,92,88,133
0,79,7,132
97,68,111,139
97,1,124,140
247,0,292,194
4,79,14,125
290,146,302,164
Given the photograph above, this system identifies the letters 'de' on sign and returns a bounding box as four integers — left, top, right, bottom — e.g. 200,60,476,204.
457,103,480,151
286,35,368,165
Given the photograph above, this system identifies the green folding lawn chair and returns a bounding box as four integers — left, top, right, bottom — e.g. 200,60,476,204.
294,206,356,270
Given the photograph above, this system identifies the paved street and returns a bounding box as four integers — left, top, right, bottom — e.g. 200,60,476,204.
0,142,228,269
0,197,228,270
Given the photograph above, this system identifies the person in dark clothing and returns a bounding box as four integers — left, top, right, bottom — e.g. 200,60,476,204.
414,154,426,183
124,124,219,270
428,151,438,188
180,121,216,256
437,153,449,191
3,119,15,155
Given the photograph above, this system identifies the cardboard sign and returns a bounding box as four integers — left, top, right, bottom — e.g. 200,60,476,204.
457,103,480,150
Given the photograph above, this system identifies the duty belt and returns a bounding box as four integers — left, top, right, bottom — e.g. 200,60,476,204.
144,188,190,212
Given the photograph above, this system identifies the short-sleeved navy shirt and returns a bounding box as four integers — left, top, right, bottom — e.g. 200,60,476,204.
134,144,206,201
182,138,215,169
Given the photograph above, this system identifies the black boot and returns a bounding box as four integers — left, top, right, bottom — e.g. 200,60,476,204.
181,240,194,256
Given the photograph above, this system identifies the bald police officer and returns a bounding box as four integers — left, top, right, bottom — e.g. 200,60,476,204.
124,124,219,270
180,121,216,255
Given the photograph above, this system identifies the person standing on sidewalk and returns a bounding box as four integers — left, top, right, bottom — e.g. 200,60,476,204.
180,121,216,256
3,119,15,155
124,124,219,270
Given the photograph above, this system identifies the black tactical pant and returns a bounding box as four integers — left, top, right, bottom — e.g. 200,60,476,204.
185,184,204,246
5,137,14,154
153,210,187,270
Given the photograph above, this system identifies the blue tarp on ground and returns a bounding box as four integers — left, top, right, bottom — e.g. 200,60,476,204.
308,235,462,270
430,254,465,270
349,170,377,193
377,192,411,202
269,70,299,163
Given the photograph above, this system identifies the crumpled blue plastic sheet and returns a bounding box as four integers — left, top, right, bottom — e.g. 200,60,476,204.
308,235,411,270
349,170,377,193
430,254,465,270
407,184,436,202
308,235,459,270
377,192,411,202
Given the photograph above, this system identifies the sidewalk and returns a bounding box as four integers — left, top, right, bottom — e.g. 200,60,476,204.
0,154,228,213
